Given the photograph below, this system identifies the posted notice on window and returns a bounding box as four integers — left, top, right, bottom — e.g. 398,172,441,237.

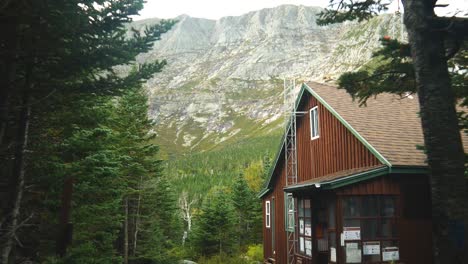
382,247,399,261
330,247,336,262
363,241,380,255
345,243,361,263
343,227,361,240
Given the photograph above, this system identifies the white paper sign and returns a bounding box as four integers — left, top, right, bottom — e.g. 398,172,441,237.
347,242,358,249
305,223,312,236
363,241,381,255
299,237,304,252
305,239,312,256
330,247,337,262
340,233,345,246
343,227,361,240
346,243,362,263
382,247,399,261
299,219,304,234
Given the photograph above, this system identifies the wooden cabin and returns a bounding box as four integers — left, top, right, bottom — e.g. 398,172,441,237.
259,82,467,264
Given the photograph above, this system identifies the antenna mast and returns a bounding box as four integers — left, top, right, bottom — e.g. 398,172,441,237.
284,78,297,264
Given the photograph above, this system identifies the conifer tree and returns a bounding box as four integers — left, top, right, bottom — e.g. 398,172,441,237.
192,186,236,257
0,1,174,262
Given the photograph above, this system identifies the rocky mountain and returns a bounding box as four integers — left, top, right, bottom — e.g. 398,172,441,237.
124,5,406,156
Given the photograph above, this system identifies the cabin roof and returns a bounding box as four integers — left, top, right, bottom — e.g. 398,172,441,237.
259,81,468,198
305,81,426,166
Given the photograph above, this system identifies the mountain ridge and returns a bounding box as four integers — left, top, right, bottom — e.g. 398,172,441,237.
123,5,406,157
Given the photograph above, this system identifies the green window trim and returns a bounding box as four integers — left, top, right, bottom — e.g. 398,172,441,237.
284,193,295,232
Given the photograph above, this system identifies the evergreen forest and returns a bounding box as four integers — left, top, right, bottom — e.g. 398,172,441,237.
2,0,466,264
0,1,276,263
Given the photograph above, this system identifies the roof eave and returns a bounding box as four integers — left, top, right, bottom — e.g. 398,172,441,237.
257,188,271,198
283,166,389,192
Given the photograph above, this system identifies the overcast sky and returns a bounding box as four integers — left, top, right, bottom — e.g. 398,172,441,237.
136,0,467,20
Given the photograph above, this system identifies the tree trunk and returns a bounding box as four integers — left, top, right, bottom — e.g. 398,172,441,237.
124,197,129,264
402,0,468,263
132,175,143,256
0,92,31,264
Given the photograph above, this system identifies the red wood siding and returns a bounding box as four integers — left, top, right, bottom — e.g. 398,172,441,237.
263,160,288,264
296,93,382,181
263,92,385,263
335,175,400,195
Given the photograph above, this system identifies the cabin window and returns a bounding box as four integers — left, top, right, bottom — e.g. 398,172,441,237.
341,196,399,263
310,106,319,140
285,193,295,232
297,198,313,257
265,200,271,228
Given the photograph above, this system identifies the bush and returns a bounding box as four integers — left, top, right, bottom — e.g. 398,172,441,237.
197,254,249,264
246,244,263,263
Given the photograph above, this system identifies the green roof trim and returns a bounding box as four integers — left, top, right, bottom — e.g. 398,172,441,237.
302,83,392,167
389,166,428,174
258,85,309,198
257,188,271,198
283,166,389,192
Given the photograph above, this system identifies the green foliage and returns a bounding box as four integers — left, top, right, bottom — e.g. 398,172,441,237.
24,88,181,263
197,254,250,264
317,0,390,25
231,174,263,248
0,0,183,262
246,244,264,262
338,37,415,105
192,186,237,257
167,135,280,196
243,161,265,193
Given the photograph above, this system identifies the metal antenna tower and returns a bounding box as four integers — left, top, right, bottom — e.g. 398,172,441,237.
284,78,297,264
284,78,298,187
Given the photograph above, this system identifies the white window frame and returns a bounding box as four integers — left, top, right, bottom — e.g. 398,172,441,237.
266,200,271,228
310,106,319,140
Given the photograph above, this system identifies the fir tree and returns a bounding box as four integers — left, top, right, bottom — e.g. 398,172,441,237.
192,186,237,257
0,1,175,262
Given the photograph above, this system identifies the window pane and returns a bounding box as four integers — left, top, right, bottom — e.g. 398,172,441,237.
305,238,312,256
310,110,316,137
381,196,396,217
362,252,381,262
305,199,311,217
305,219,312,236
299,236,305,253
343,219,360,228
314,109,319,137
329,232,336,247
362,196,379,217
343,197,361,217
328,201,336,228
382,219,398,238
288,212,294,229
299,199,304,217
361,219,379,239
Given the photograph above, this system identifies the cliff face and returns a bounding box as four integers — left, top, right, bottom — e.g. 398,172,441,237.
127,5,405,155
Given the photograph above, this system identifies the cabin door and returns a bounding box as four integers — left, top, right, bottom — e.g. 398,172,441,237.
314,197,337,264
